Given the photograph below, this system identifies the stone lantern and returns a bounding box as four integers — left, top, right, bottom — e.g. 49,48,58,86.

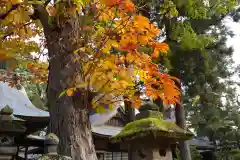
111,102,193,160
0,105,26,160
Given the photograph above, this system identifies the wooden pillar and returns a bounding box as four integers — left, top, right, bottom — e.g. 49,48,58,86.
24,146,28,160
175,81,192,160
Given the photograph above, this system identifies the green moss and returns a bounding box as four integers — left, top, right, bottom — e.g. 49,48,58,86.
111,117,193,142
0,105,13,115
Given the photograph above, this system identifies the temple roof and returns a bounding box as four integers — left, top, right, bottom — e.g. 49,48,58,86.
0,81,123,136
0,82,49,117
188,137,214,149
92,125,122,136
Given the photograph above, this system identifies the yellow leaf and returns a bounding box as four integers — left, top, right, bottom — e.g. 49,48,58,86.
11,0,22,4
66,88,75,96
126,53,136,63
76,82,88,89
109,104,113,110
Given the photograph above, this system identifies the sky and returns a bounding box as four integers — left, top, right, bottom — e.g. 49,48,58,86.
225,17,240,65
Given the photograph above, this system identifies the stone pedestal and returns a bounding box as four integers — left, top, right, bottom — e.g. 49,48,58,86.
133,148,173,160
44,133,59,155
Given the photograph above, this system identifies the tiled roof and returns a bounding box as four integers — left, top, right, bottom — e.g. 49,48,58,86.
188,137,214,148
92,125,123,136
0,82,49,117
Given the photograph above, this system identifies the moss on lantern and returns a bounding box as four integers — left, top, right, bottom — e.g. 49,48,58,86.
111,117,193,143
46,133,60,144
0,105,13,115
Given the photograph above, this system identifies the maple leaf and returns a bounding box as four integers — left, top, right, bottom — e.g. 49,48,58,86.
152,42,169,58
8,82,14,88
0,0,181,112
66,88,75,96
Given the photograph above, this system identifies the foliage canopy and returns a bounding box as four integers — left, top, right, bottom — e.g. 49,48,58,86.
0,0,180,111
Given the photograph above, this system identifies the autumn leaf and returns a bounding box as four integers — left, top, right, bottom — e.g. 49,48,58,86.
0,0,181,112
8,82,14,88
66,88,75,96
152,42,169,58
0,53,8,60
132,96,141,108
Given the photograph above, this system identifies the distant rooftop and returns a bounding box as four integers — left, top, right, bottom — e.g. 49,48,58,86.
0,82,49,117
188,137,215,149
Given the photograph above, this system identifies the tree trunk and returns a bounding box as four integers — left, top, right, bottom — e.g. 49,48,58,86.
44,7,97,160
48,99,97,160
124,99,135,160
175,82,192,160
175,105,192,160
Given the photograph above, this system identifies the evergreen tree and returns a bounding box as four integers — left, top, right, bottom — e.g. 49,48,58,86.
133,0,240,145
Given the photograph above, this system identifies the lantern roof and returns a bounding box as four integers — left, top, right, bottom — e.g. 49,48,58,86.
111,117,193,143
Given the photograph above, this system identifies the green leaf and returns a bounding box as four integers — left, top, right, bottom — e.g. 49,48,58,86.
109,104,113,110
96,106,106,114
58,90,66,98
192,95,200,105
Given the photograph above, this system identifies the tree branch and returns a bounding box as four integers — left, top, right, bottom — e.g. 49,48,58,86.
0,4,19,20
32,4,50,34
1,22,33,40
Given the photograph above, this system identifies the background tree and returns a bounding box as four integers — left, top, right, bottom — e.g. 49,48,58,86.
14,67,48,110
130,0,240,159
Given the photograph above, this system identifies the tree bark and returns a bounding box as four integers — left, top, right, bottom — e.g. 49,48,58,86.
124,99,135,160
42,5,97,160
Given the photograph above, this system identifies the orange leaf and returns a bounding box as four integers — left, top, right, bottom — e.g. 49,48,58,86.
132,96,141,108
0,54,8,60
8,83,14,88
152,48,160,58
152,42,169,58
66,88,75,96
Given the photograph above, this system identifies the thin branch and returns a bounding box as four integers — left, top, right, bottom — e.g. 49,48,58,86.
0,4,19,20
32,4,50,34
1,21,33,40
